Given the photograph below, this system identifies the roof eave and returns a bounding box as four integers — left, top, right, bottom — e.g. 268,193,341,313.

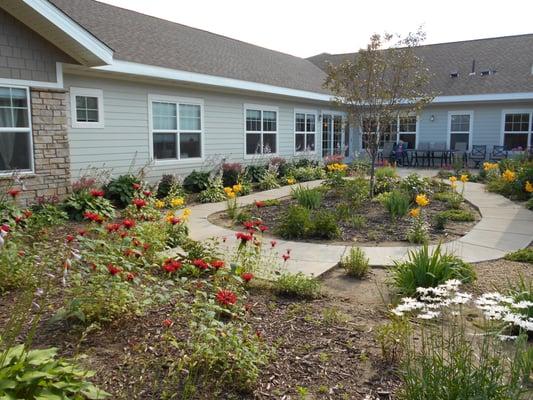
0,0,113,67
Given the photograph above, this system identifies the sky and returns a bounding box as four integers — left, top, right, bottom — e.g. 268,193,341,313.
100,0,533,58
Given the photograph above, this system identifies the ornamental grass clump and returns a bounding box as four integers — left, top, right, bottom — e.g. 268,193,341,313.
390,244,475,297
291,185,323,209
275,272,321,299
340,247,369,278
382,190,410,220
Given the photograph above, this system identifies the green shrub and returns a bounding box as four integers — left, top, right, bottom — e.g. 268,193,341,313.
288,166,325,182
104,174,140,208
340,247,369,278
335,204,352,221
311,210,340,239
157,174,176,198
507,275,533,322
0,239,35,293
0,344,109,399
198,176,226,203
348,214,367,229
375,316,410,364
276,205,312,239
436,209,475,222
433,191,463,209
221,162,244,187
63,190,115,221
504,248,533,264
375,166,397,179
291,185,322,209
433,213,448,230
244,164,267,183
526,198,533,210
400,173,432,200
183,170,210,193
341,177,368,208
382,190,410,220
390,245,476,296
27,203,67,231
258,169,280,191
275,272,321,299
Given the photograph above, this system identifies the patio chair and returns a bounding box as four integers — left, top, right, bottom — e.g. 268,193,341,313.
469,145,487,168
490,145,508,162
378,141,395,163
413,142,430,167
452,142,468,167
430,142,447,167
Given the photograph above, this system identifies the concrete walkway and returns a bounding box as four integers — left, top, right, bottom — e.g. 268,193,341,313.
187,171,533,277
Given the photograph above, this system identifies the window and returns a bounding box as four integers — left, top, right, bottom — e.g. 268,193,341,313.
398,116,417,149
295,111,316,153
361,116,417,149
70,87,104,128
150,96,203,161
502,112,531,150
245,105,277,155
0,86,32,173
448,112,472,150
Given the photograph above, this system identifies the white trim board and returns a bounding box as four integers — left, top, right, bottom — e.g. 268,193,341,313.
0,63,64,89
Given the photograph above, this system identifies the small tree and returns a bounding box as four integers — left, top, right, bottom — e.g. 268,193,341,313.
324,28,434,197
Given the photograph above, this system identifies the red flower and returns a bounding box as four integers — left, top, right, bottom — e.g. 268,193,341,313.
168,216,181,225
253,220,263,226
1,224,10,233
241,272,254,283
243,221,254,229
106,223,120,233
77,228,86,236
107,264,121,276
270,240,277,248
162,318,173,327
255,200,265,208
193,259,209,270
282,254,290,262
162,258,181,273
122,219,136,229
132,183,141,190
210,260,225,269
7,188,21,197
66,234,75,243
132,198,147,209
90,189,105,197
126,272,136,281
143,190,152,197
83,211,103,223
143,243,151,251
22,209,32,218
15,216,23,224
236,232,253,242
215,289,238,306
258,225,268,232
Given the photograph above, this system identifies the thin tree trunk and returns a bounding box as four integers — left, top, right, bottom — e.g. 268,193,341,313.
369,152,377,198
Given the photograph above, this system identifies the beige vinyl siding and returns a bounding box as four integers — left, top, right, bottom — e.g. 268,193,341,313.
64,73,327,181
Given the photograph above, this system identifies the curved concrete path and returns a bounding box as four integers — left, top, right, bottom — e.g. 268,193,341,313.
187,170,533,277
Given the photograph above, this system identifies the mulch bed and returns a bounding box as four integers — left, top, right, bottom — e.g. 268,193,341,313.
211,192,480,246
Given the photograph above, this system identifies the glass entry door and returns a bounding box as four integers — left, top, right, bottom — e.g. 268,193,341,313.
322,114,344,157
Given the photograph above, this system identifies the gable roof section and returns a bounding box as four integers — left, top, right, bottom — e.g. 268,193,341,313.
308,34,533,97
48,0,330,95
0,0,113,66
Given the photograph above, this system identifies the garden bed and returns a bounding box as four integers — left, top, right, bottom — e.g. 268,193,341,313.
209,189,481,246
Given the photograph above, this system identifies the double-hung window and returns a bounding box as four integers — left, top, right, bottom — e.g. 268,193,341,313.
398,116,417,149
0,86,32,173
448,112,472,150
70,87,104,128
295,111,316,153
502,112,531,150
361,115,417,149
150,96,203,160
245,105,277,155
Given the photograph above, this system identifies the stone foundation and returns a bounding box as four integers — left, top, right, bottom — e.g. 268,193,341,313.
1,88,71,206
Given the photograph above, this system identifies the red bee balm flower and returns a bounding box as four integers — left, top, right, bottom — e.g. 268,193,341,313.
270,240,277,248
122,219,136,229
107,264,121,276
236,232,253,242
259,225,268,232
255,200,265,208
210,260,225,269
215,289,238,306
132,198,147,209
7,188,21,197
282,254,290,262
241,272,254,283
162,319,173,327
90,189,105,197
1,224,10,232
162,258,181,273
143,190,152,197
65,234,75,243
106,223,120,233
83,211,103,223
168,216,181,225
193,259,209,270
126,272,136,281
132,183,141,190
243,221,254,229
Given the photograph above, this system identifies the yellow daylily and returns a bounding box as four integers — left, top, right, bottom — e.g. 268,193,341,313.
170,197,185,207
232,184,242,193
502,169,516,182
449,176,457,183
286,177,296,185
460,174,468,183
409,207,421,218
227,191,236,199
483,162,499,171
525,181,533,193
326,163,348,172
415,194,430,207
154,200,166,209
181,208,192,220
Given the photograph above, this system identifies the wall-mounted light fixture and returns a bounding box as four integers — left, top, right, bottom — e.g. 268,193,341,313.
430,115,435,122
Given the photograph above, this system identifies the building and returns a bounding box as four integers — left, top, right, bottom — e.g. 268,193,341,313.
0,0,532,203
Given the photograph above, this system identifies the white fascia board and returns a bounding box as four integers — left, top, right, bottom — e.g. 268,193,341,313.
94,60,333,102
433,92,533,103
23,0,114,65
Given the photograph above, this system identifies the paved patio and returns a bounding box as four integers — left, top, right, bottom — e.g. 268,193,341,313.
186,170,533,277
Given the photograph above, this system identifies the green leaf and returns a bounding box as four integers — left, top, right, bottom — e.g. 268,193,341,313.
18,370,55,381
34,388,63,400
0,379,17,390
81,384,111,399
26,348,58,365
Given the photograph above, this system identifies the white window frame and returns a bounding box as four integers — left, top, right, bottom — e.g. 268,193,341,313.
294,108,317,155
358,114,419,150
447,111,474,150
0,85,34,176
243,103,279,158
148,94,204,164
321,110,345,156
500,109,533,150
70,87,104,129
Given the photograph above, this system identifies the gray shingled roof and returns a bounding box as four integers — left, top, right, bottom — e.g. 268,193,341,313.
307,34,533,96
48,0,329,94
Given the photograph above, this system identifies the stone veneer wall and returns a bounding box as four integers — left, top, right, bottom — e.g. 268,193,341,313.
5,88,71,206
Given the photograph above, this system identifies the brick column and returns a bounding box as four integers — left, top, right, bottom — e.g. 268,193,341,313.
7,88,71,205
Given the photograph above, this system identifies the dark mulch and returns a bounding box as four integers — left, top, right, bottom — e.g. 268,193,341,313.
210,192,480,246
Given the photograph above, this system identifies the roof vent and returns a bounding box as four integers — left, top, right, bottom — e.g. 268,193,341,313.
450,70,458,78
480,69,490,76
469,59,476,76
